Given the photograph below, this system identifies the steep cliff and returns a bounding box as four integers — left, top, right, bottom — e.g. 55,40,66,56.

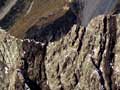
0,0,120,90
0,13,120,90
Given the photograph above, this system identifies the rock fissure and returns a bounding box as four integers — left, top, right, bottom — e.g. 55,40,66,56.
91,57,106,90
15,40,49,90
77,27,86,53
103,15,117,90
72,26,80,46
97,16,107,68
87,16,109,90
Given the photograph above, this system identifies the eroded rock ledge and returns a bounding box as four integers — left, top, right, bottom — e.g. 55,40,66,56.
0,14,120,90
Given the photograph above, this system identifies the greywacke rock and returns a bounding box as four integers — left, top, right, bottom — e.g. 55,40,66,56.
0,14,120,90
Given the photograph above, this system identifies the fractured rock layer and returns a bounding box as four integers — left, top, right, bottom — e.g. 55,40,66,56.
0,14,120,90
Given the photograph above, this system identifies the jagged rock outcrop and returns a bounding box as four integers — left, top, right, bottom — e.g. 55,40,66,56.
0,30,22,90
0,14,120,90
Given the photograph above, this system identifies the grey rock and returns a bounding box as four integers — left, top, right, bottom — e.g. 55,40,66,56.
0,13,120,90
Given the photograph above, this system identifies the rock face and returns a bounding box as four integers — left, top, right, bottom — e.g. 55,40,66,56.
0,30,22,90
1,0,120,90
0,13,120,90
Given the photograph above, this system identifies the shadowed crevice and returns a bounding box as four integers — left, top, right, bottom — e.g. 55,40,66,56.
97,16,107,68
19,40,50,90
103,15,117,90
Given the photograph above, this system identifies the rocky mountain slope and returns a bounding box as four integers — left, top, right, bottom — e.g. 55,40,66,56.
0,0,71,38
0,0,120,90
1,13,120,90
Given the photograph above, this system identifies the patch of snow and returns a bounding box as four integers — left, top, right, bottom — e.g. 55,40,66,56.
4,67,8,74
25,83,31,90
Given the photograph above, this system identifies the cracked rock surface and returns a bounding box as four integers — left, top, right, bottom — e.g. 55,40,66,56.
0,14,120,90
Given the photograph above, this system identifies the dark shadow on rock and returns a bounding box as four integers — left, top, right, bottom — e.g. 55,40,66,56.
25,9,77,43
21,40,50,90
24,77,41,90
